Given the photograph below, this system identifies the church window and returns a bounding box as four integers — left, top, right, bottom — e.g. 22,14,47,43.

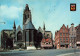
17,31,22,41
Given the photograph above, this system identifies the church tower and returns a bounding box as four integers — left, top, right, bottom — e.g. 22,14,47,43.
23,4,36,50
23,4,32,25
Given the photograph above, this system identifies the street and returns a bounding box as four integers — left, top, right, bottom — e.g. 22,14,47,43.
0,48,80,56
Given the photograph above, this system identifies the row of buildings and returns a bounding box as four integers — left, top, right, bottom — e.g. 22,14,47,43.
1,4,53,50
55,23,80,49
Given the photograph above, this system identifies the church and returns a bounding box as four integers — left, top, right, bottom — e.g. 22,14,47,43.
1,4,53,50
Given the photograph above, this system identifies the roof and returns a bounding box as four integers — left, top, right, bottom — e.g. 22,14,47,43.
75,24,80,30
16,25,22,33
38,27,43,33
2,29,13,31
45,31,51,32
24,19,35,30
71,23,74,25
17,25,22,30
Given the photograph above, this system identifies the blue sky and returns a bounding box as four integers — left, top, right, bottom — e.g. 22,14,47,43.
0,0,80,39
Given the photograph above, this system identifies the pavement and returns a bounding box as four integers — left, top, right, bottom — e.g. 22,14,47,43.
57,52,80,56
0,48,80,56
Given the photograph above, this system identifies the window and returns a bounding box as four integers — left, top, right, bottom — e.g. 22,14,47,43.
66,41,68,42
17,31,22,41
72,27,73,31
60,38,62,41
46,43,48,44
47,34,50,37
63,28,65,32
63,38,65,40
61,41,62,42
66,33,68,37
49,42,51,44
63,38,65,42
60,33,62,37
66,38,68,40
63,33,65,37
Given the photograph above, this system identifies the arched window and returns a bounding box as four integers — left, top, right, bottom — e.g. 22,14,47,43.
47,34,50,37
17,31,22,41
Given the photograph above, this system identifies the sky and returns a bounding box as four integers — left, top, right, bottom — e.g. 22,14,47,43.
0,0,80,39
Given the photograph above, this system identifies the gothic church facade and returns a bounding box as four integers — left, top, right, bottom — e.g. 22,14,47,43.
1,4,53,49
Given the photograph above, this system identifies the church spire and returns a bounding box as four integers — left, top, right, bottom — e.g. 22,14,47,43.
43,22,45,38
43,22,45,31
13,20,16,29
13,21,16,42
24,4,29,11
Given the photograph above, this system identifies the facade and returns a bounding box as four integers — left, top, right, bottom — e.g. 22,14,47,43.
55,24,69,49
69,23,76,48
41,24,53,49
41,37,53,49
76,24,80,48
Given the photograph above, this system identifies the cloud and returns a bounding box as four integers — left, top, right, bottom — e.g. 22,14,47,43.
0,5,23,19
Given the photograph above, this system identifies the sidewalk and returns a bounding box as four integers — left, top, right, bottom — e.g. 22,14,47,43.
0,49,9,52
57,52,80,56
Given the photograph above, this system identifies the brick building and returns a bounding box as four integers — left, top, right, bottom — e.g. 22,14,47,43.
76,24,80,48
55,24,69,49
